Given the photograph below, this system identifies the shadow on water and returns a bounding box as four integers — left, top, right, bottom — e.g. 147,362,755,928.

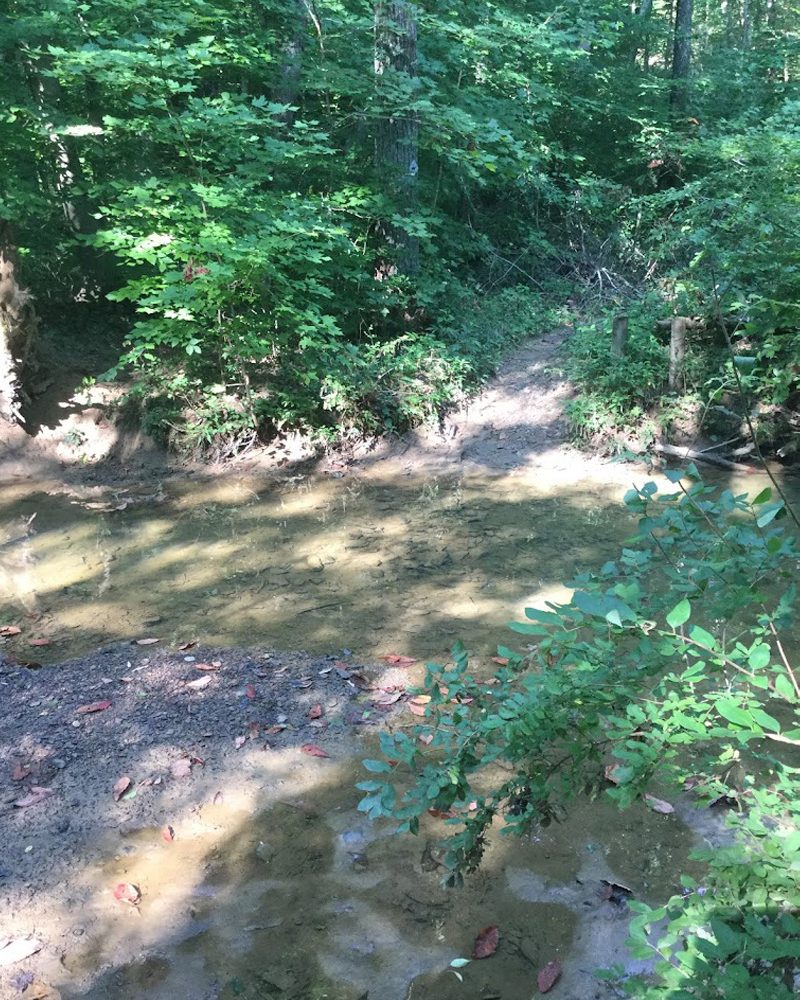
0,469,639,667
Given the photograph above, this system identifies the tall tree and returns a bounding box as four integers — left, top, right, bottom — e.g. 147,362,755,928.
374,0,419,276
671,0,694,109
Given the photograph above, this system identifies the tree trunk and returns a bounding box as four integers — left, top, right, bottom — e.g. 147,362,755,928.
0,224,37,424
612,315,629,358
374,1,419,277
274,3,307,125
669,316,687,390
670,0,694,110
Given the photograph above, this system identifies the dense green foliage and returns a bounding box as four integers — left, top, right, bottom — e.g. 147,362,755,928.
2,0,799,448
360,470,800,997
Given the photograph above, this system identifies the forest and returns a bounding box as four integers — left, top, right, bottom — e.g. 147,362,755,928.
2,0,798,457
1,2,800,1000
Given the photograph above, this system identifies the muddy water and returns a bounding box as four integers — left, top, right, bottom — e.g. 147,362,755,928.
61,751,701,1000
0,467,640,666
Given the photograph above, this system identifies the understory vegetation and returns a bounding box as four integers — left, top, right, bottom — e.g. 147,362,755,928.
361,470,800,998
1,1,799,454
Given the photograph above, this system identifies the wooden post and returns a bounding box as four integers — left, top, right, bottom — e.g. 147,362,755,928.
669,316,687,390
611,314,629,359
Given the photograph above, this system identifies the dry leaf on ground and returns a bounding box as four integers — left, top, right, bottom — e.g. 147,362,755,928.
14,786,54,808
135,637,160,645
537,959,562,993
112,776,132,801
161,825,175,843
0,624,22,637
472,925,499,959
113,882,141,906
301,743,330,758
10,763,30,781
186,675,212,691
194,662,221,672
29,638,51,647
308,704,323,719
379,654,416,668
76,700,112,715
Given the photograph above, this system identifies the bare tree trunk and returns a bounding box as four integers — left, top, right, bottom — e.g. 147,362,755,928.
612,315,629,358
374,1,419,277
632,0,654,69
0,224,37,424
669,316,687,390
670,0,694,110
273,2,307,125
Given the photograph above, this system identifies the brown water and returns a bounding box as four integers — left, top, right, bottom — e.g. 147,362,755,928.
0,467,642,666
1,460,790,999
57,749,702,1000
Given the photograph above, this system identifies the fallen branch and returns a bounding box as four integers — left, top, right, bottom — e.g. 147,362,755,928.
652,442,756,473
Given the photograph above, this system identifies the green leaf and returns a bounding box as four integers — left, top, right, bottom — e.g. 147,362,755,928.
715,699,758,730
666,599,691,629
774,674,798,703
449,958,471,968
363,759,392,773
688,625,716,650
756,501,785,527
751,487,772,505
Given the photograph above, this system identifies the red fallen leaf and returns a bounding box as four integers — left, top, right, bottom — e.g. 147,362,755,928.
76,700,112,715
308,704,323,719
468,800,478,811
189,754,205,767
379,654,416,668
171,758,192,779
113,882,141,906
644,793,674,815
11,763,30,781
537,959,562,993
408,695,431,717
161,824,175,843
265,724,287,735
112,776,132,801
245,684,256,700
136,637,160,645
29,638,51,647
428,808,457,820
0,624,22,636
472,925,499,959
301,743,330,758
194,662,221,672
491,656,509,665
14,786,54,808
178,641,196,651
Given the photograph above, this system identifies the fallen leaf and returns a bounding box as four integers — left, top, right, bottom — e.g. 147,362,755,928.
604,763,625,785
161,825,175,843
265,724,287,735
600,879,634,905
347,671,374,690
418,732,434,745
135,637,160,645
29,638,51,647
170,758,192,779
112,776,132,801
301,743,330,758
10,763,30,781
308,704,323,719
472,925,499,959
428,808,457,820
76,700,112,715
190,754,205,766
211,659,222,668
0,937,42,967
644,794,674,814
245,684,256,700
186,676,212,691
234,735,247,749
0,624,22,637
113,882,141,906
379,654,416,668
537,959,562,993
14,786,54,808
491,656,509,665
177,641,196,651
408,695,431,717
375,689,403,706
194,662,221,672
